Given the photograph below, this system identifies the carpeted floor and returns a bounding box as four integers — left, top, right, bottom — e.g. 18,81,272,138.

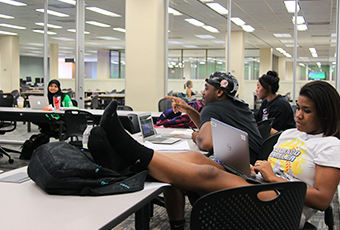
0,123,339,229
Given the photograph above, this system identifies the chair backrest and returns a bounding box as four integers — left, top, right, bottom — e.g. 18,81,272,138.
190,181,307,230
62,109,94,142
117,105,133,111
158,97,173,112
258,130,283,160
91,95,99,109
0,94,14,107
257,117,275,140
127,114,140,134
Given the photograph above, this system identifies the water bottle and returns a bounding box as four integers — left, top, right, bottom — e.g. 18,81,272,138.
82,120,94,149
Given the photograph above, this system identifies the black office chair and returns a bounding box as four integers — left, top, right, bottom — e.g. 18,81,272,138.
302,206,334,229
158,97,173,112
0,95,18,163
258,130,283,160
91,95,99,109
257,117,275,140
127,114,140,134
117,105,133,111
190,181,307,230
62,109,94,147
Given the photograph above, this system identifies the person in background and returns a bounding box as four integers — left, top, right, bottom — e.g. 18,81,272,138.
33,79,73,137
89,80,340,230
184,80,200,97
254,70,295,136
47,79,73,108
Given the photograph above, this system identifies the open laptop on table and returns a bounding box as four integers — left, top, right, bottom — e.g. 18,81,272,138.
211,118,263,184
138,113,181,144
29,95,49,110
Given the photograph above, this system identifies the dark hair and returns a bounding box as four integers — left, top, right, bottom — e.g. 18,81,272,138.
184,80,192,89
258,70,280,94
47,79,63,105
299,81,340,139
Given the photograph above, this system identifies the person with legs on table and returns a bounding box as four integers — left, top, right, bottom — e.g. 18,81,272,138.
165,72,263,228
89,80,340,229
254,70,296,136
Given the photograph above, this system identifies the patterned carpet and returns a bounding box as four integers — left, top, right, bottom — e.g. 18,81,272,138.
0,123,339,229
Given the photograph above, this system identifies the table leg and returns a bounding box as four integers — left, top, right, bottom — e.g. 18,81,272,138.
135,203,151,230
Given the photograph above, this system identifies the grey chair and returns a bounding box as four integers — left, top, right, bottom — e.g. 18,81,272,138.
62,109,94,147
158,97,173,112
190,181,307,230
258,130,283,160
257,117,275,140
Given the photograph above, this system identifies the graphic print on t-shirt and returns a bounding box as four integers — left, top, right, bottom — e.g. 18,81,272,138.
262,108,269,120
268,138,307,177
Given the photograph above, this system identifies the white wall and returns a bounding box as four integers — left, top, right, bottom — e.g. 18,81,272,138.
58,78,125,92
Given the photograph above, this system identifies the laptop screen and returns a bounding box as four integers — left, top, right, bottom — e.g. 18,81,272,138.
139,113,156,138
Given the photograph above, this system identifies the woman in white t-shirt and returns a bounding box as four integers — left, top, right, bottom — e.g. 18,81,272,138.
88,80,340,229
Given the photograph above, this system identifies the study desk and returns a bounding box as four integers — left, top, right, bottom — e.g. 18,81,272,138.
91,93,126,106
0,166,169,230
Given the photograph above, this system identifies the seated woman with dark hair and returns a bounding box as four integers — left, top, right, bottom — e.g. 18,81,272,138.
88,80,340,229
34,79,74,137
254,70,295,136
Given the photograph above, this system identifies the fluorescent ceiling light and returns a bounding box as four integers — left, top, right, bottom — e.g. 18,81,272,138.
242,25,255,32
21,46,41,50
33,29,57,35
0,30,17,35
85,42,100,45
284,1,300,13
299,63,305,67
0,13,14,19
35,22,62,29
212,40,225,44
195,34,215,39
0,23,25,29
169,41,184,44
311,53,318,57
276,48,285,53
183,45,199,48
51,37,75,41
309,48,317,53
28,50,43,54
86,21,110,27
202,25,219,33
331,33,336,37
0,0,26,6
292,16,305,25
200,0,214,2
273,33,292,38
185,19,204,27
67,29,90,34
297,24,308,31
105,46,123,49
59,50,72,53
206,3,228,15
231,17,245,26
316,62,321,67
284,53,292,58
113,28,126,33
331,39,336,43
36,9,69,17
57,0,75,5
96,36,119,40
285,44,299,47
27,43,43,46
280,39,294,43
168,7,182,16
86,7,121,17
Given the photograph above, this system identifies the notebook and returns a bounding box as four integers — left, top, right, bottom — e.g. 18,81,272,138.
211,118,263,184
138,113,181,144
29,95,49,110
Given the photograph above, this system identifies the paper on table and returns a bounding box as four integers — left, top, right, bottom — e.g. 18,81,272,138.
161,129,193,139
144,140,191,151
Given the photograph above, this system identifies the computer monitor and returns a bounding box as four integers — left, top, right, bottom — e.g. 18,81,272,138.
308,71,326,80
35,78,41,84
26,76,32,83
41,78,44,84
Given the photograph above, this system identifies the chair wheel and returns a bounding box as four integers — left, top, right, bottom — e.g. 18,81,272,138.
8,159,14,164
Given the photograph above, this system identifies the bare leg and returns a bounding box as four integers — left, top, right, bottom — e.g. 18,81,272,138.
164,186,185,221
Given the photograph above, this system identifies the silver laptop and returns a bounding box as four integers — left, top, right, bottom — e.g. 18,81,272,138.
138,113,181,144
29,95,49,110
211,118,251,177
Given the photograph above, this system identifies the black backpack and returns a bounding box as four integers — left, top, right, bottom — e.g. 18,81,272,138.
20,133,50,160
28,141,148,196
